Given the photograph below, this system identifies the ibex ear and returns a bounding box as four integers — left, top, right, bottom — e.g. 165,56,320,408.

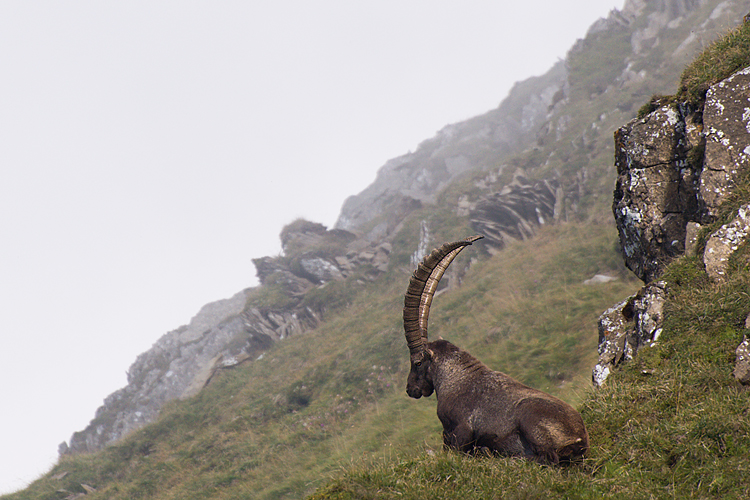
426,348,434,359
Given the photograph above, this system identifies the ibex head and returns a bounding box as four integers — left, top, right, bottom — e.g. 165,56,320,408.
403,235,483,399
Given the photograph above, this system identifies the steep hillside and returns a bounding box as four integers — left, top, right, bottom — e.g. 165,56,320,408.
55,0,745,458
4,1,749,499
311,12,750,500
4,221,636,500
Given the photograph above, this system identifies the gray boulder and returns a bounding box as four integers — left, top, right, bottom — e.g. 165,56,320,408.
612,104,702,283
592,282,667,386
593,298,633,387
703,204,750,282
700,66,750,216
734,335,750,385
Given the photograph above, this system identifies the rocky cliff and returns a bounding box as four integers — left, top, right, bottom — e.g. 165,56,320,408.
61,219,394,454
595,49,750,386
61,0,749,455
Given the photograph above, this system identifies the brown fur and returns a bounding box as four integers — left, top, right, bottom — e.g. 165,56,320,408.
407,340,589,464
403,236,588,465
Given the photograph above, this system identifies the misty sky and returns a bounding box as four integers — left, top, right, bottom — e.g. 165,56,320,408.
0,0,625,493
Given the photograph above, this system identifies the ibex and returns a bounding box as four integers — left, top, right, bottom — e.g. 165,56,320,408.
404,235,589,464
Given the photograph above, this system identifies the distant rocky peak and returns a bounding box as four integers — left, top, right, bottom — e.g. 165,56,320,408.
334,62,569,234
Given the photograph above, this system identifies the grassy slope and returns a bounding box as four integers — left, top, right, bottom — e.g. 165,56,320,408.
311,196,750,500
4,220,637,500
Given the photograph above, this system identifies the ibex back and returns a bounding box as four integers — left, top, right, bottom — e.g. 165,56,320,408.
404,235,589,464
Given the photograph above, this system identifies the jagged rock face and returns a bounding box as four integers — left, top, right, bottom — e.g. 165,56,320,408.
613,65,750,283
63,289,323,455
700,66,750,215
65,216,396,456
469,176,560,249
65,290,251,453
255,221,391,288
593,282,667,386
64,217,397,455
612,104,703,283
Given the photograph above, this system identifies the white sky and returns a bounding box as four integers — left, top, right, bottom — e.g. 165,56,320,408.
0,0,625,493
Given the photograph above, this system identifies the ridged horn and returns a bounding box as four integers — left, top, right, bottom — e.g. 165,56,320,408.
403,235,483,356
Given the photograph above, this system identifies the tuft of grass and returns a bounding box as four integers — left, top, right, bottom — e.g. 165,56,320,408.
677,20,750,105
309,451,595,500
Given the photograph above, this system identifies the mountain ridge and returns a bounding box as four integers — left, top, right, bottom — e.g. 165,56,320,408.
60,0,747,463
11,1,750,499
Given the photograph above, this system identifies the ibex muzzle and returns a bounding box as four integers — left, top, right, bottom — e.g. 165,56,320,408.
403,235,589,464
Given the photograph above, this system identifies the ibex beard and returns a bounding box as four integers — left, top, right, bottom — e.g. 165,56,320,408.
403,235,589,464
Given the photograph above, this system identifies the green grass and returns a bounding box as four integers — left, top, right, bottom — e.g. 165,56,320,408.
306,19,750,499
678,20,750,105
308,239,750,500
3,221,636,500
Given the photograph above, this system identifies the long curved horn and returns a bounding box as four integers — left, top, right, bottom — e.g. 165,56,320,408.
404,235,483,356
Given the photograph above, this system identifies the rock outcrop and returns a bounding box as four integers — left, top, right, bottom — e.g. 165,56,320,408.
598,63,750,385
254,220,393,289
62,216,405,454
700,67,750,215
593,282,667,387
65,290,257,453
612,103,703,283
468,174,561,249
613,65,750,283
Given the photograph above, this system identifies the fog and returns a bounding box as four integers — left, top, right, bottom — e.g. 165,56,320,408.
0,0,624,493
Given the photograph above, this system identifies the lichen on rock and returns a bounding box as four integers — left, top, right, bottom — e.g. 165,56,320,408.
593,282,667,386
612,103,702,283
700,66,750,215
734,335,750,384
602,64,750,384
703,203,750,281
